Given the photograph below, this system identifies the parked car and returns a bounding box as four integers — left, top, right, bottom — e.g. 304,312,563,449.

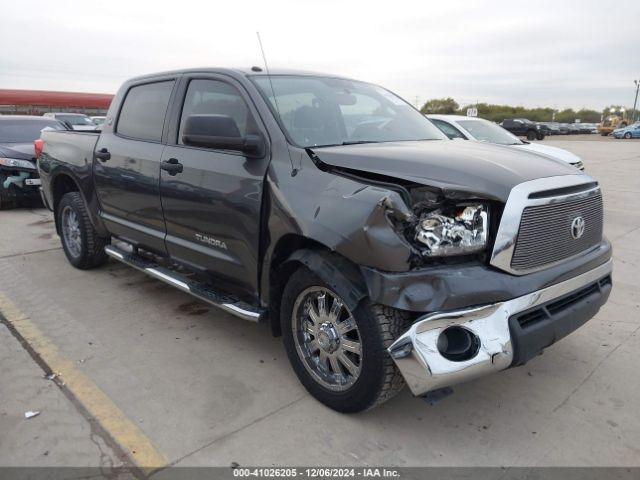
538,122,561,135
0,115,67,208
613,123,640,139
37,68,612,412
567,123,582,134
576,123,591,134
500,118,546,140
428,115,584,170
43,112,96,131
91,116,106,127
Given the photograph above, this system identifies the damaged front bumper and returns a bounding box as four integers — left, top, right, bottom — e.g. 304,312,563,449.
388,258,613,396
0,166,42,201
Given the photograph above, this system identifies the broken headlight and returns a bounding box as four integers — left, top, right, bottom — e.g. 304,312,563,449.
415,204,488,257
0,157,36,170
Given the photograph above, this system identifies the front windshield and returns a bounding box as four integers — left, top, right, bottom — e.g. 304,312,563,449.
252,75,446,148
0,120,65,143
58,115,95,126
458,119,523,145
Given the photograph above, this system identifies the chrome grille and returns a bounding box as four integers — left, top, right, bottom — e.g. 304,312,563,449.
510,191,603,271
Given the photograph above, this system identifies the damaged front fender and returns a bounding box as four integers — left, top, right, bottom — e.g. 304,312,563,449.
261,145,493,306
269,162,420,271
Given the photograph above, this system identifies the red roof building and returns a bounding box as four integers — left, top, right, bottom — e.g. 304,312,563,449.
0,89,114,116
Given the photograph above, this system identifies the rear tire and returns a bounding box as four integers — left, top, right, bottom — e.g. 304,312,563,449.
281,267,410,413
57,192,110,269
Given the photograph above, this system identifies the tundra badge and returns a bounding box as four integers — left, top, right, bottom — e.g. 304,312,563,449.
195,233,228,250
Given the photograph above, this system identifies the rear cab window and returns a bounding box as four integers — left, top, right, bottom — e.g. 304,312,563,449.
117,81,174,142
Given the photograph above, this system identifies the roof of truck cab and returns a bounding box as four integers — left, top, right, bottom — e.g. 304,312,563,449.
126,67,355,82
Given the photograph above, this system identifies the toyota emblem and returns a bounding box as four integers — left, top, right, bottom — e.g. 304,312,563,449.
571,216,585,239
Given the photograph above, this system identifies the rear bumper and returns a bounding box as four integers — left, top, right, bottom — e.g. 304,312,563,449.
388,259,612,396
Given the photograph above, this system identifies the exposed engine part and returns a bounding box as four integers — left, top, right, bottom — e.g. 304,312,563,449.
414,204,488,257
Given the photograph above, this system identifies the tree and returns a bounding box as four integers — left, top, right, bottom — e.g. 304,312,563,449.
572,109,602,123
457,103,554,123
603,105,632,119
420,96,612,123
420,98,459,115
555,109,577,123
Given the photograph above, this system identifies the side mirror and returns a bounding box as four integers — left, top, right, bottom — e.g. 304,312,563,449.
182,114,265,157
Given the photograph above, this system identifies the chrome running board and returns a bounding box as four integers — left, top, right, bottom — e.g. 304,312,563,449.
104,245,264,322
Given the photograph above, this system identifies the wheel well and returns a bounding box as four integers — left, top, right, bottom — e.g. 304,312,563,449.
51,174,80,232
267,235,367,337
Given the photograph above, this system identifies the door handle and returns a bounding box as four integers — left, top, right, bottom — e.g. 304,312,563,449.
161,158,183,176
95,148,111,162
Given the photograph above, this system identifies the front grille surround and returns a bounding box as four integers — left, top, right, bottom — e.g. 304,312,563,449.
510,191,603,271
490,175,603,275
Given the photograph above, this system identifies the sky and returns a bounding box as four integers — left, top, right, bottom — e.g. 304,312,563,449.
1,0,638,111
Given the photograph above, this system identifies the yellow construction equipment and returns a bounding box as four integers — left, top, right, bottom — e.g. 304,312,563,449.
598,113,629,136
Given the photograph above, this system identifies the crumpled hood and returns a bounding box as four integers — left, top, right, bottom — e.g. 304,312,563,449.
311,140,582,202
0,143,36,162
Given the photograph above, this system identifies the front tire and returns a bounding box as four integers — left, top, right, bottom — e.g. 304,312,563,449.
624,132,632,139
57,192,110,269
281,267,410,413
526,130,537,141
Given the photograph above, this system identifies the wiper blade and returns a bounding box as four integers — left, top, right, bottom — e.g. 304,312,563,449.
341,140,381,145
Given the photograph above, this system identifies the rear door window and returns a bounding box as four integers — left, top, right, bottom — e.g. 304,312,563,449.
117,81,174,142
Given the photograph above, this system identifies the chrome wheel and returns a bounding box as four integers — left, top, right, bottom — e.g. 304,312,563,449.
61,205,82,258
292,287,362,391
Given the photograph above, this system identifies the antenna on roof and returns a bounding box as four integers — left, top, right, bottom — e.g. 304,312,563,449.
256,31,297,174
256,32,283,121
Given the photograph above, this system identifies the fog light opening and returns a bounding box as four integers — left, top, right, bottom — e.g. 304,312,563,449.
437,326,480,362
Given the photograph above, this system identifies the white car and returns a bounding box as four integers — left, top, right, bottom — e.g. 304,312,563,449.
90,116,106,127
43,113,97,131
428,114,584,170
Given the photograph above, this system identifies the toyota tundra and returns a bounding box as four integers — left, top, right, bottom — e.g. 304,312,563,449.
37,68,612,412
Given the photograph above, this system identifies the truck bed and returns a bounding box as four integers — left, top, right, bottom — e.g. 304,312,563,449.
40,130,100,169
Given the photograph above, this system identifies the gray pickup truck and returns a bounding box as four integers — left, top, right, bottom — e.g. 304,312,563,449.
37,68,612,412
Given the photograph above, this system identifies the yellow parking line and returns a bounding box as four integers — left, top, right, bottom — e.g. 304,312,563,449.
0,293,168,472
